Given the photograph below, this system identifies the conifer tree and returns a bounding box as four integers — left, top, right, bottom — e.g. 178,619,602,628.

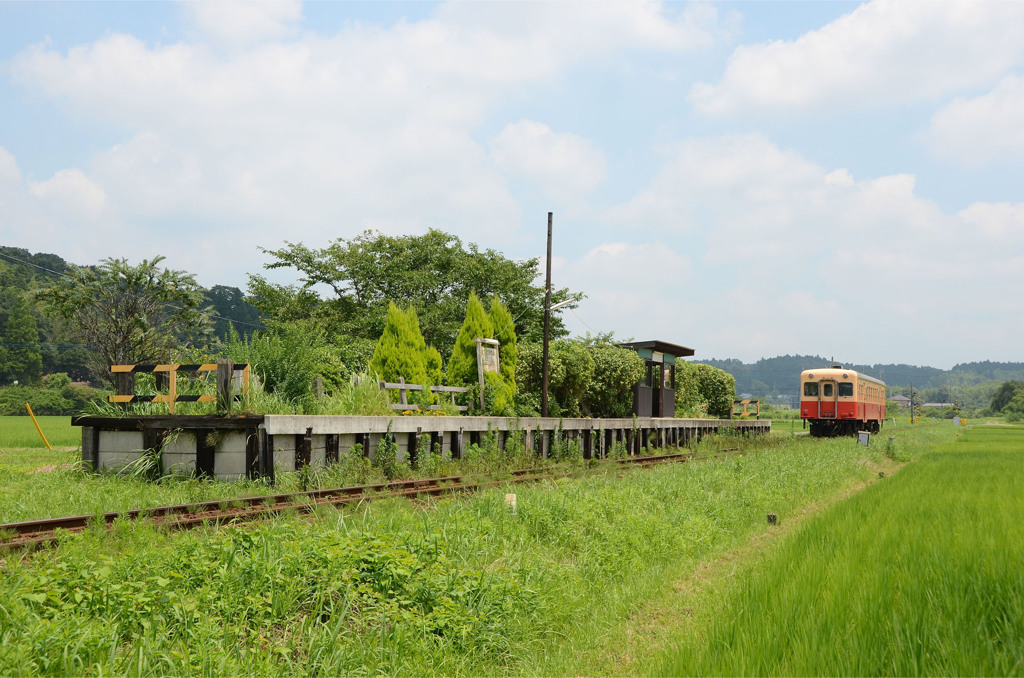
489,296,517,393
424,346,444,387
368,302,436,406
447,293,493,388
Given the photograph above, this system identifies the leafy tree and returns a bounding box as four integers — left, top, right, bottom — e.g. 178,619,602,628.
990,381,1023,413
38,313,97,383
205,285,264,341
1003,391,1024,422
0,293,43,385
38,257,214,384
248,229,579,358
424,346,444,387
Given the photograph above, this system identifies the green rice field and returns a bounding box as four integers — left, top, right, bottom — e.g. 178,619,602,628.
0,415,79,449
659,424,1024,676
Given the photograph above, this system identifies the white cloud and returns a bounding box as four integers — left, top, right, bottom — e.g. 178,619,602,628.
691,0,1024,116
925,74,1024,166
607,134,824,238
183,0,303,47
0,147,22,183
0,150,106,260
29,168,107,215
6,1,716,284
559,241,697,342
491,120,607,201
600,134,1024,364
436,1,717,54
958,201,1024,242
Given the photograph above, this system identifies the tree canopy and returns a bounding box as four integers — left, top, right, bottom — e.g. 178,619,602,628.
248,229,579,358
0,293,42,385
37,256,215,383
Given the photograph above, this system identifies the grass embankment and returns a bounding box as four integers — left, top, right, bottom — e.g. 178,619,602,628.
0,413,278,523
658,424,1023,676
0,430,913,676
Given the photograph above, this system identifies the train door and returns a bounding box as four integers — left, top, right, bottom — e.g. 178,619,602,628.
819,379,838,419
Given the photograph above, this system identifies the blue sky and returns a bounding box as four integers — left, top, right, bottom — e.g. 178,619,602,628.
2,1,1022,369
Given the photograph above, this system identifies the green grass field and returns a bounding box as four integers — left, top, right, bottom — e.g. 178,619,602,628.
0,415,79,449
659,424,1024,676
0,430,912,676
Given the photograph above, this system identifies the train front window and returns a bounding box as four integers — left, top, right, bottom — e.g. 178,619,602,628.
822,383,833,397
839,383,853,397
804,382,818,397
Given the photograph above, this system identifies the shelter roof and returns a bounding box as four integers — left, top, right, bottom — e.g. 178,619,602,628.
618,340,695,358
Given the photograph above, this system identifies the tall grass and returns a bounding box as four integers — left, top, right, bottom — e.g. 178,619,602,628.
81,371,393,418
0,431,912,676
658,425,1023,676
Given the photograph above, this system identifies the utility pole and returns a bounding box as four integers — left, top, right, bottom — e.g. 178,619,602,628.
542,212,553,418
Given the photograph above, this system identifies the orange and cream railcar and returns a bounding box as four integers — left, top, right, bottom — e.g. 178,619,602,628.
800,367,886,437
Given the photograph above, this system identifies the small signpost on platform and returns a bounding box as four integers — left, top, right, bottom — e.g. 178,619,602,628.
474,337,500,410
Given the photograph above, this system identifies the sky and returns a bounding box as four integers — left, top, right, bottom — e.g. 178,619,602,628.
1,0,1022,370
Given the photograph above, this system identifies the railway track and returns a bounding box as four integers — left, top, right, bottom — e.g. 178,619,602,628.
0,449,733,552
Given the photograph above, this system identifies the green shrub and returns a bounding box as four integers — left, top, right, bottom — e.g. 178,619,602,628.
516,340,595,417
695,363,736,417
0,379,108,416
483,371,515,415
675,362,736,418
583,343,645,418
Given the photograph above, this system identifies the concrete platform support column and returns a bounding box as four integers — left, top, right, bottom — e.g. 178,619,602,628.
97,430,145,470
274,434,296,475
214,431,249,481
163,432,197,476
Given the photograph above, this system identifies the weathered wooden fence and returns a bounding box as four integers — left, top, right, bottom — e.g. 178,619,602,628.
379,377,470,411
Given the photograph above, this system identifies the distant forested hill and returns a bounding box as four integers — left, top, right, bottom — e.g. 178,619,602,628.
700,354,1024,410
0,246,263,386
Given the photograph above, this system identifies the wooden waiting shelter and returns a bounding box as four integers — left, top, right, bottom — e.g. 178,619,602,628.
619,340,695,418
